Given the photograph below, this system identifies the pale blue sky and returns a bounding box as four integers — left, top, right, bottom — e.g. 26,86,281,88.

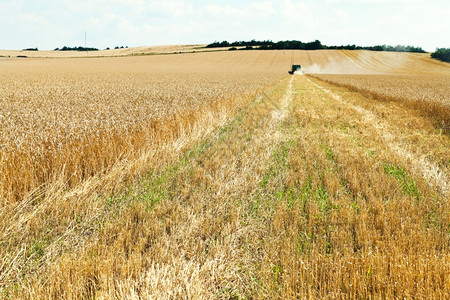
0,0,448,51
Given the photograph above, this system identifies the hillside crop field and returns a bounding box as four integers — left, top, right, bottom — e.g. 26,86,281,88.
0,44,209,58
0,49,449,298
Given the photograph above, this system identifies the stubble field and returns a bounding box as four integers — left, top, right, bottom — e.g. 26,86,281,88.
0,49,449,299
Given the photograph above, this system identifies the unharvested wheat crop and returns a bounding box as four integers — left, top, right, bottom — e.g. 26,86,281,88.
310,74,450,129
0,53,291,204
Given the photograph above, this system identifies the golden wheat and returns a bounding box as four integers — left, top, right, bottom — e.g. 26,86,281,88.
0,54,289,204
0,50,449,299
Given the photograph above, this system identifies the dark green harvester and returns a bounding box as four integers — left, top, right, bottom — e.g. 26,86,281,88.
288,64,301,74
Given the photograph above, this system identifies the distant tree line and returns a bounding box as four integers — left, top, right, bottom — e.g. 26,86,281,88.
431,48,450,63
23,47,38,51
207,40,324,50
206,40,426,53
54,46,99,51
327,44,426,53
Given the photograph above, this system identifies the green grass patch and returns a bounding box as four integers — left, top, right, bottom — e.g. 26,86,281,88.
260,140,294,188
324,146,335,162
383,162,420,200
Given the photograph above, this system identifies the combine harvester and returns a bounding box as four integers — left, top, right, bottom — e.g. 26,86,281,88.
288,64,302,74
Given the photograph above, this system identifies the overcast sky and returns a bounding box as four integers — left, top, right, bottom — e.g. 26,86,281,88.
0,0,449,51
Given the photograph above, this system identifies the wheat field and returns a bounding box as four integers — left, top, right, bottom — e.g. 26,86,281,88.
0,49,449,299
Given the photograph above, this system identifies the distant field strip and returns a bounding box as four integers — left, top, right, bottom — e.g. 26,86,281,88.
340,50,450,75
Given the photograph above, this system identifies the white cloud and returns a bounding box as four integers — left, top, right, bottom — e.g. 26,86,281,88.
335,9,349,23
148,0,194,18
203,1,274,20
250,1,275,16
204,4,247,17
0,0,18,16
280,0,313,24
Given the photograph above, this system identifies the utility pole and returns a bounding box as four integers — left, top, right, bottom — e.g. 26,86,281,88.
85,31,88,56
